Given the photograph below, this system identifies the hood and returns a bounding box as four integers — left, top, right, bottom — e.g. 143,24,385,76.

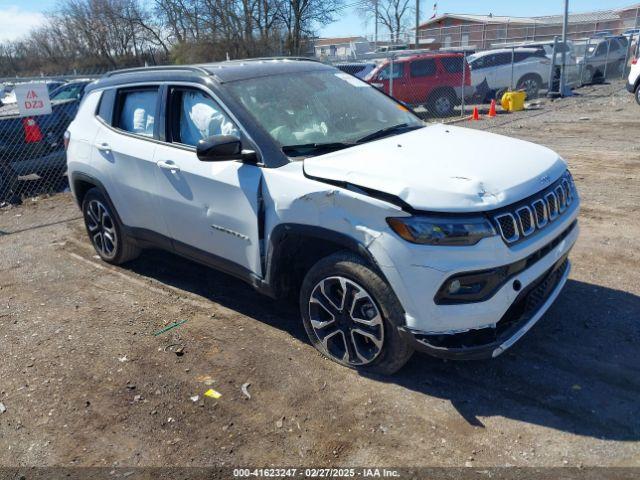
303,124,567,212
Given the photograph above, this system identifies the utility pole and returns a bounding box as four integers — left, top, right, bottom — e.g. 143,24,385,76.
415,0,420,48
559,0,571,96
375,0,379,48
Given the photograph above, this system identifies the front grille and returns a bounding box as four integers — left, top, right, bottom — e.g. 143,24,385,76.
493,171,577,245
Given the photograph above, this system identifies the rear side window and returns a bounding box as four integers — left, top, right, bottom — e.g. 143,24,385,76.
96,89,115,124
514,52,533,62
115,88,158,137
169,88,238,147
410,59,436,77
442,57,464,73
494,53,513,66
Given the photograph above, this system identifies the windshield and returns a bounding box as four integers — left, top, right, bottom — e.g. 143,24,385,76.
51,83,85,101
226,69,423,155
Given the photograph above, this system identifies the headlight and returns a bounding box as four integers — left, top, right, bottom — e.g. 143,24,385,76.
387,215,496,246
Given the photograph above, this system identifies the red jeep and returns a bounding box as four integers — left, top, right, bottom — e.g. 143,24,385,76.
366,53,473,117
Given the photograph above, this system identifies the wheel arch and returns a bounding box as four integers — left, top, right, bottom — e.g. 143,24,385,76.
517,72,543,84
264,224,385,300
70,172,125,227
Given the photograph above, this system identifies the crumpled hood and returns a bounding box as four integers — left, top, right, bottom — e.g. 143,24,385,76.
303,124,567,212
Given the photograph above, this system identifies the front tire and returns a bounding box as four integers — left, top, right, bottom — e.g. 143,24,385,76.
82,188,140,265
299,252,413,375
427,89,456,117
635,85,640,105
516,74,541,99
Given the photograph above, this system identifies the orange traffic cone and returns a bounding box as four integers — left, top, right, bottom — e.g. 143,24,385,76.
470,107,480,121
488,99,497,118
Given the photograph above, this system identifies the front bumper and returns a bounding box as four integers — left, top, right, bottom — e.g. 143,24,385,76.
398,254,571,359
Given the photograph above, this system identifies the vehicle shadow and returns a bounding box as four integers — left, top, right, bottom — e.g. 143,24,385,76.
124,249,640,441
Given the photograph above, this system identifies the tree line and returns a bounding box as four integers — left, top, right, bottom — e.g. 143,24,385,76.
0,0,342,76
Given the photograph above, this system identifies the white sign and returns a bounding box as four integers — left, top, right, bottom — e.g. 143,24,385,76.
14,83,52,117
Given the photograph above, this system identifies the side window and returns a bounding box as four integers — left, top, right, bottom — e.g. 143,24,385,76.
170,88,239,147
410,59,436,77
514,52,532,62
495,53,512,66
595,43,607,56
115,88,158,137
442,57,464,73
377,63,404,80
96,89,116,124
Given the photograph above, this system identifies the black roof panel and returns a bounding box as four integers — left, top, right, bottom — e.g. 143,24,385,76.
87,58,334,91
203,58,333,82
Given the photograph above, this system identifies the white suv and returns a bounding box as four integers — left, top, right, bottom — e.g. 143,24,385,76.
66,60,580,374
468,48,551,100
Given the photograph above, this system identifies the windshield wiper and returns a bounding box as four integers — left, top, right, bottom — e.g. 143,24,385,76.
356,123,423,144
282,141,356,157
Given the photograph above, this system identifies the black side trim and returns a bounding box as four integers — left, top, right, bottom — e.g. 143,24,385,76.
69,173,125,228
123,226,272,296
264,223,388,300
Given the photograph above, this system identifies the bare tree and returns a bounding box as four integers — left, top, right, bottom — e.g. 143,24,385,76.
359,0,412,43
0,0,343,75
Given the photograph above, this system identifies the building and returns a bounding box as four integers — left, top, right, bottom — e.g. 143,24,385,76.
313,36,373,59
415,4,640,50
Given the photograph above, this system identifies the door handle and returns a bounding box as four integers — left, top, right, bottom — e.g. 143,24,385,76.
156,160,180,172
95,142,111,152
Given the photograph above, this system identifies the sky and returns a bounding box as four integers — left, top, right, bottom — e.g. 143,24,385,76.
0,0,638,42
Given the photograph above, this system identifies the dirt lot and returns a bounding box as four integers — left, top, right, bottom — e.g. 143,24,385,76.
1,80,639,469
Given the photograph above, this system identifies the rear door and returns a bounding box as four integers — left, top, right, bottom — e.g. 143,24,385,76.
152,85,263,276
469,53,497,89
92,86,167,235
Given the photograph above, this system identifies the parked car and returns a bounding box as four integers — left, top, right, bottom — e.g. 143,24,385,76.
626,54,640,104
0,80,66,105
467,48,550,101
365,53,473,116
0,80,93,202
575,36,629,84
335,62,377,79
66,60,580,374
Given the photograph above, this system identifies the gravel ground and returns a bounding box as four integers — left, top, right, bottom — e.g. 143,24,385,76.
0,80,638,469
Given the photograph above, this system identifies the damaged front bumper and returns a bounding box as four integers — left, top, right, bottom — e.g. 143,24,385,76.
398,255,571,360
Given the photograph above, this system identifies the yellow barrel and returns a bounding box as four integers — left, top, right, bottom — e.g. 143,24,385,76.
500,90,527,112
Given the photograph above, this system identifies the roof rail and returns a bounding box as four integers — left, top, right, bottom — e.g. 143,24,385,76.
104,65,210,78
219,56,322,64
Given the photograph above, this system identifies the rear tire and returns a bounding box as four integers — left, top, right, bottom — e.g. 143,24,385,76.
516,74,542,99
299,251,413,375
427,89,456,117
82,188,140,265
582,66,594,85
635,85,640,105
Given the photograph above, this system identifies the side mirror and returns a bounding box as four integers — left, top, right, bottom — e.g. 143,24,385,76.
196,134,257,163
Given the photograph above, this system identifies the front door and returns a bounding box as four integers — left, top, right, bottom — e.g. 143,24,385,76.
152,86,263,277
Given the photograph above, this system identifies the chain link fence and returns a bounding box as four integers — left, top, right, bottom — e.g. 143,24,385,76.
326,24,639,121
1,12,639,233
0,74,102,217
